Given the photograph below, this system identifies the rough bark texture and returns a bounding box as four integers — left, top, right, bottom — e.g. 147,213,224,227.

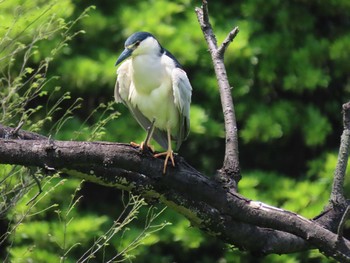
0,125,350,261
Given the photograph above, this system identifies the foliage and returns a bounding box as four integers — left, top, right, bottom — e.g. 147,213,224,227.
1,0,350,262
0,1,169,262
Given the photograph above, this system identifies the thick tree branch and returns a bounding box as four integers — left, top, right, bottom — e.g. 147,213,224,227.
0,126,350,261
195,0,240,190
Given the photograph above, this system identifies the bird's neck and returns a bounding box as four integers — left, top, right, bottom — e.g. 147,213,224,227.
132,53,165,93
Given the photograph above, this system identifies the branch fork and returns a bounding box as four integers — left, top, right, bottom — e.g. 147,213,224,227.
195,0,240,189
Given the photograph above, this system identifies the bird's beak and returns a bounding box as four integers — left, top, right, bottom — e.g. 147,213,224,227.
115,48,133,66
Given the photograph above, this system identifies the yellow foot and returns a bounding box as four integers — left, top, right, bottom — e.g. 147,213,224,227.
130,141,154,152
154,150,175,174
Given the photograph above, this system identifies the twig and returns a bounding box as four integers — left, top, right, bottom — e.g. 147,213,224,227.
201,0,210,26
12,121,24,137
218,27,240,57
26,172,42,206
337,205,350,240
330,102,350,204
195,0,240,189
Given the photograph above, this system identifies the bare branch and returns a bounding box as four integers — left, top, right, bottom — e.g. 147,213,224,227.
218,26,239,57
195,1,240,190
331,102,350,204
25,172,42,206
12,121,24,136
338,206,350,240
201,0,210,28
1,126,350,261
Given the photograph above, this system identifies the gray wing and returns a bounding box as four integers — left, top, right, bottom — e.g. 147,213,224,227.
115,60,169,149
172,67,192,150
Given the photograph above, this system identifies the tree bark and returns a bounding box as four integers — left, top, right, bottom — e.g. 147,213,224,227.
0,125,350,261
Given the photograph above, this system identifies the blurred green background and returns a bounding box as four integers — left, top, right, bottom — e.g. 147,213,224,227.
1,0,350,262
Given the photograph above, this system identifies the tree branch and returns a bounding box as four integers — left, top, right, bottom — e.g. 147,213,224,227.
331,102,350,204
338,206,350,240
195,0,240,190
1,126,350,261
218,27,239,57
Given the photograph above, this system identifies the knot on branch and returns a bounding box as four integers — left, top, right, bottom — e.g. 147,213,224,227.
216,166,241,192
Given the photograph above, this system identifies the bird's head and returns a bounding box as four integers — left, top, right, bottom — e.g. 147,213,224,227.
115,32,161,66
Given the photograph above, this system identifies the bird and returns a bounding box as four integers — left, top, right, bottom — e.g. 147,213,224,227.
114,32,192,174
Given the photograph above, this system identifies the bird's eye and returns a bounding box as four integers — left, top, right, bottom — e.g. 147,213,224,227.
134,41,140,47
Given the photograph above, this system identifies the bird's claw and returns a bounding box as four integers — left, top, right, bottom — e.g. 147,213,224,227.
154,150,175,174
130,141,154,153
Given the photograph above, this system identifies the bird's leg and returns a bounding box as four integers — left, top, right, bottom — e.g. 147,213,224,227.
154,128,175,174
143,118,156,150
131,118,156,152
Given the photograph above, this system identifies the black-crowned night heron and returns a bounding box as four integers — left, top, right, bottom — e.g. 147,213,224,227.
115,32,192,174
